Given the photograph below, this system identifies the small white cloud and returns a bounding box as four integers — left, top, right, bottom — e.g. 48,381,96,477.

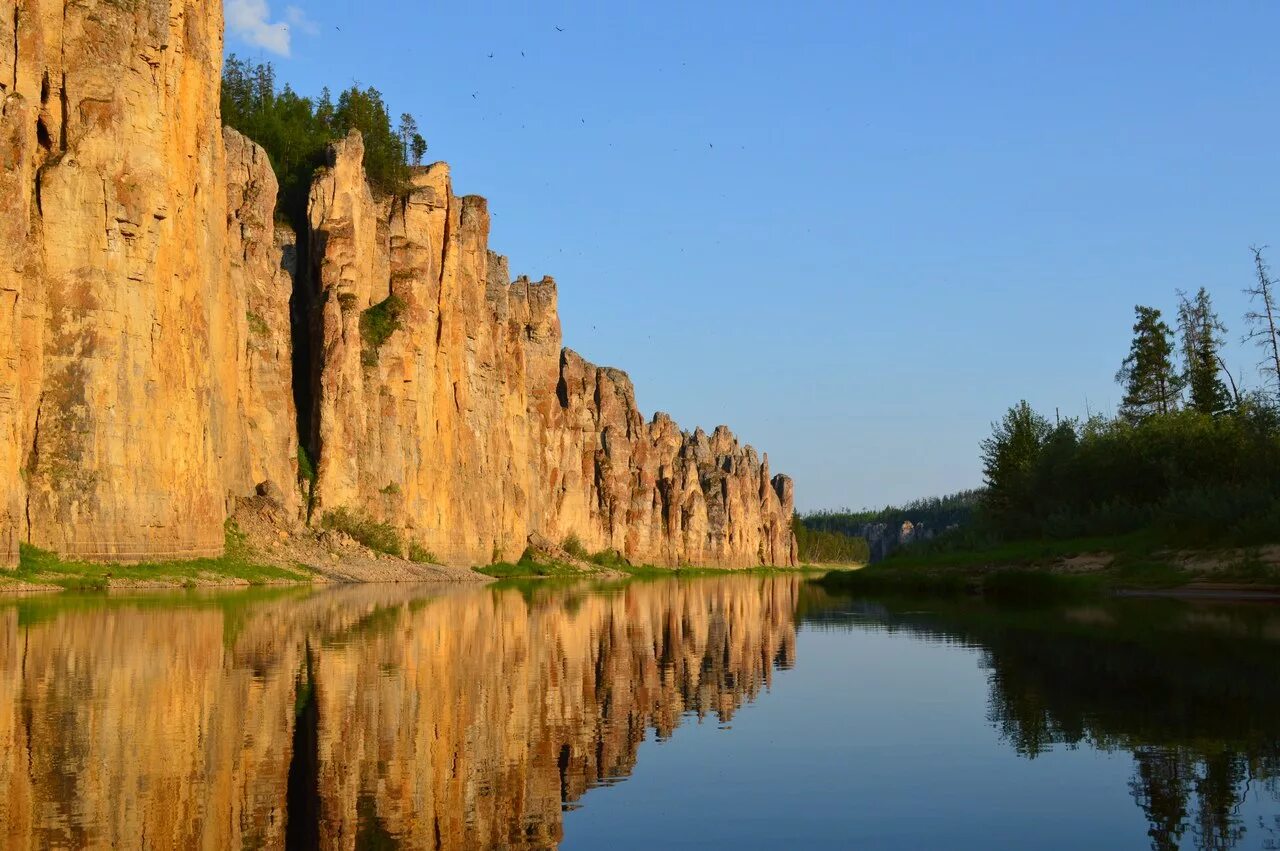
286,5,320,37
227,0,292,57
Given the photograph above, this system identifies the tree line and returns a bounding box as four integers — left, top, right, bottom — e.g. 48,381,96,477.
791,516,871,564
801,490,983,538
221,56,428,225
980,248,1280,545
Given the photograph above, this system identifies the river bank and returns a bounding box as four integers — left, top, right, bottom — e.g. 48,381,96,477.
0,500,830,594
817,530,1280,601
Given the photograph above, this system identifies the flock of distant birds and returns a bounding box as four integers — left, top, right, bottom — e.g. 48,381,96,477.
268,17,734,340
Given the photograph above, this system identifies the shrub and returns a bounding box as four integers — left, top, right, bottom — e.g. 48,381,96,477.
408,543,436,564
297,445,316,485
321,507,403,557
359,295,407,366
562,533,588,559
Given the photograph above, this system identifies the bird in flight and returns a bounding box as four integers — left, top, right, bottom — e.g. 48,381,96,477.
488,53,494,58
471,92,478,99
556,26,565,32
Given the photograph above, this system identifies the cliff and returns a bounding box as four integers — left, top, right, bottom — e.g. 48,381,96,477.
306,133,796,566
0,0,796,569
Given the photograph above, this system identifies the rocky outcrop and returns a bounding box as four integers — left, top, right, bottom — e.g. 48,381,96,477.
0,4,303,565
222,127,299,515
0,2,795,568
306,134,796,566
2,1,231,562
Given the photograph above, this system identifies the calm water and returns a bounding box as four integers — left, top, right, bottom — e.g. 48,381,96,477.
0,577,1277,850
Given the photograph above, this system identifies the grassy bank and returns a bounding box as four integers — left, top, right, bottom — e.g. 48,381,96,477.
475,548,836,580
8,522,314,592
818,529,1280,601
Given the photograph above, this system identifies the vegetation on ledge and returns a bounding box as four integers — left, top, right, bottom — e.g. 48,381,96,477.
221,56,427,226
9,522,313,591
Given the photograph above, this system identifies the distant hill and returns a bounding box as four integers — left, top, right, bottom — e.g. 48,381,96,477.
800,490,983,562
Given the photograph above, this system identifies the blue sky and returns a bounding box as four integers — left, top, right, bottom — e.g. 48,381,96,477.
226,1,1280,512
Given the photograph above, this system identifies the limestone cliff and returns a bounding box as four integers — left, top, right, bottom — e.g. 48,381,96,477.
306,134,797,566
0,1,796,568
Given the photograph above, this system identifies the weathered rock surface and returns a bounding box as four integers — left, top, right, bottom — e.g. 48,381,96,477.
306,135,797,566
0,4,302,565
0,2,795,568
2,0,231,562
222,127,299,515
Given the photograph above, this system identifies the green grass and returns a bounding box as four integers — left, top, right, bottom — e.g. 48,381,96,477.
818,527,1280,600
476,559,586,579
11,521,313,591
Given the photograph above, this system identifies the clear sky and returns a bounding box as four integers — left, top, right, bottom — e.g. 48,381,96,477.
226,0,1280,512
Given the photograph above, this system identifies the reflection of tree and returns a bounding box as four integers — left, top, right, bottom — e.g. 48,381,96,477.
1130,747,1193,851
801,593,1280,851
1194,752,1247,851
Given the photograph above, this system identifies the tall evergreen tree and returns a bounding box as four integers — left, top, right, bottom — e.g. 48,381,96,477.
980,400,1051,529
1176,288,1231,415
1116,305,1182,422
397,113,419,165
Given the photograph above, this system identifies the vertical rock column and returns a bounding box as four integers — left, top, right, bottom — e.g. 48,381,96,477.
10,0,230,561
222,127,299,513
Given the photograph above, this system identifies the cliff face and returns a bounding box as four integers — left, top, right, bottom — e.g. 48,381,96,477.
0,1,796,568
307,135,796,566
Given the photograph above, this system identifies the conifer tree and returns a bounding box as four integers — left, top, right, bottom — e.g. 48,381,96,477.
1176,288,1230,415
1116,305,1182,421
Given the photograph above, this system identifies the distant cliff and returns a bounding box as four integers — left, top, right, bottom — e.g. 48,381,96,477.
0,1,795,568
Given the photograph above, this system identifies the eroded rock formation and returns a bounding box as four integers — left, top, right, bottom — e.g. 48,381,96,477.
307,134,796,566
0,0,795,568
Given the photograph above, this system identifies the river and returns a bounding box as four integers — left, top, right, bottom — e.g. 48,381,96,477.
0,576,1276,849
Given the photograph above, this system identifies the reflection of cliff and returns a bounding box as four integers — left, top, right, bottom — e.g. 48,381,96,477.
0,577,799,849
802,593,1280,851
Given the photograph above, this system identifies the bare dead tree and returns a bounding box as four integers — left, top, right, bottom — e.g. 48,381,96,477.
1244,246,1280,402
1216,355,1241,408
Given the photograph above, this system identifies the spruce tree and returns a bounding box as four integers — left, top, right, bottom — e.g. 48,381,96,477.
1176,288,1230,415
1116,305,1182,421
980,400,1051,530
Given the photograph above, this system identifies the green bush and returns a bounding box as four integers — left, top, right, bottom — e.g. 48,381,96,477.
321,507,403,557
359,295,407,366
408,543,436,564
296,445,316,485
588,549,631,569
562,533,588,560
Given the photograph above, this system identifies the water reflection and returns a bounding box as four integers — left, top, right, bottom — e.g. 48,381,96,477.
0,577,798,849
802,588,1280,851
